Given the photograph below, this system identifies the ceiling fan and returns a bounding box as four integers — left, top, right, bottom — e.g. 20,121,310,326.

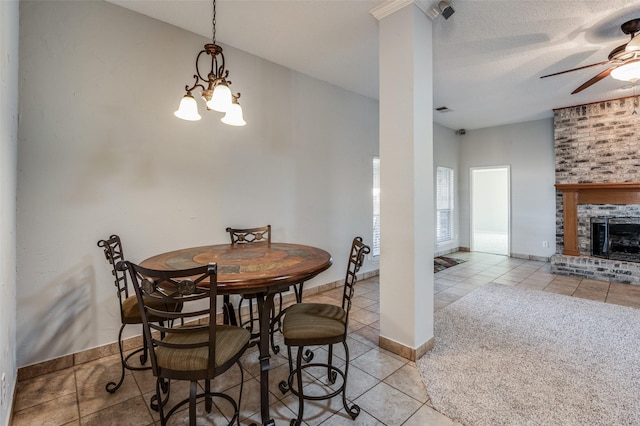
541,18,640,94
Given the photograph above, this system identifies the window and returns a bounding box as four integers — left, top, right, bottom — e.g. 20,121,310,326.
372,157,380,257
436,166,454,242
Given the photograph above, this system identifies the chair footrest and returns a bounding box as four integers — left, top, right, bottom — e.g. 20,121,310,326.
283,362,346,401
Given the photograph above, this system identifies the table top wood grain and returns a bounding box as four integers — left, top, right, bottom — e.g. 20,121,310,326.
140,242,333,294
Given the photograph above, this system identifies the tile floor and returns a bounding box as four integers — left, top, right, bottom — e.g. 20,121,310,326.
12,251,640,426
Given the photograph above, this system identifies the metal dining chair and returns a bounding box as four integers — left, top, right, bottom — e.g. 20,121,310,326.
98,234,183,394
124,261,251,426
278,236,370,425
223,225,307,353
223,225,273,333
97,235,152,393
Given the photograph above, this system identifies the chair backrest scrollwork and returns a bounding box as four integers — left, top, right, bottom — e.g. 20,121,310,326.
226,225,271,245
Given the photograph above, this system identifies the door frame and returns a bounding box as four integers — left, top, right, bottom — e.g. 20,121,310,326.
470,165,511,255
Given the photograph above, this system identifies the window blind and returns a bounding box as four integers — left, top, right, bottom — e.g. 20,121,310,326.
436,166,454,242
372,157,380,257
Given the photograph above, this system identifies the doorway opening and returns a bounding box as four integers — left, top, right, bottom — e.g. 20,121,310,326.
471,166,510,255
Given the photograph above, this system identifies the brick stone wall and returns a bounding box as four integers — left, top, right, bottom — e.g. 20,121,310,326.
555,96,640,184
553,95,640,284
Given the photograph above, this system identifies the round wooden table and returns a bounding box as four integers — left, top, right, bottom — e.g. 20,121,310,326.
140,242,332,426
141,242,332,294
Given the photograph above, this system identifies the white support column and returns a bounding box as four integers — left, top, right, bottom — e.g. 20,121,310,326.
372,1,434,360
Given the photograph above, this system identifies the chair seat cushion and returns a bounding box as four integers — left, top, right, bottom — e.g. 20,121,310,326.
121,295,180,324
155,325,250,372
282,303,347,341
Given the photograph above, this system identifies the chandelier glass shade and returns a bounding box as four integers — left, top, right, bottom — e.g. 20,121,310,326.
174,0,245,126
221,97,246,126
174,93,202,121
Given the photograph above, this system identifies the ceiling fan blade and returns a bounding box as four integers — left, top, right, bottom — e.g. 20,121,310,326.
571,67,613,94
540,61,610,79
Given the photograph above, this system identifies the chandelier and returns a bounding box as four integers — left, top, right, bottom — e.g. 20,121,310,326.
174,0,246,126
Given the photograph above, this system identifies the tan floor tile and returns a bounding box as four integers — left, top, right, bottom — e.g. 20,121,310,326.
383,363,428,403
350,326,379,347
527,271,556,283
347,318,367,332
349,308,379,326
543,283,576,296
74,353,130,392
608,282,640,297
435,299,453,311
350,348,406,381
77,372,142,418
578,279,610,291
79,395,154,426
491,276,521,286
14,367,76,411
572,288,607,302
435,291,464,303
12,393,79,426
403,404,462,426
323,409,385,425
351,296,377,309
354,382,422,425
515,280,549,290
605,294,640,309
441,285,473,297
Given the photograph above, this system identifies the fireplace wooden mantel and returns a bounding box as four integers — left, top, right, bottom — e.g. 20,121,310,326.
555,182,640,256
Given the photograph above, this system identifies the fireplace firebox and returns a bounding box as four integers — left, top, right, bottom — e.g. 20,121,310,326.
591,217,640,262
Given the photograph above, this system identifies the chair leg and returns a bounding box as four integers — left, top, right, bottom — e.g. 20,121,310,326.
156,377,167,425
247,299,256,333
269,293,284,354
327,344,336,384
150,379,171,412
341,340,360,420
139,330,149,365
205,380,212,413
189,381,198,426
237,297,257,333
223,295,238,326
292,345,305,426
293,281,305,303
235,361,245,426
105,324,126,393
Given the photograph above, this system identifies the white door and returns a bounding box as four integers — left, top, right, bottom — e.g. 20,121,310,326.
471,166,510,255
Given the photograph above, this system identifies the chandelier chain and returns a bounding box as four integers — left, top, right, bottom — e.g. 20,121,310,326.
212,0,216,44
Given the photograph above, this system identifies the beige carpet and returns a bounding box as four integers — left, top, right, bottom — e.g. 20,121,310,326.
417,283,640,426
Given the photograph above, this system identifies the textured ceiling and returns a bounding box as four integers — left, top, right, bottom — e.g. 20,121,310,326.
108,0,640,130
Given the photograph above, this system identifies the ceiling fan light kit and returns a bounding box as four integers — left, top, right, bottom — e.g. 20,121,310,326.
174,0,246,126
541,18,640,93
610,61,640,82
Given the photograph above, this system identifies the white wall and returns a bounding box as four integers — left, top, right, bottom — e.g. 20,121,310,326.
0,1,19,423
458,118,556,259
433,123,459,255
17,1,379,367
471,167,509,233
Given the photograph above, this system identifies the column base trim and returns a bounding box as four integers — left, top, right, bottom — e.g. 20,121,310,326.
378,335,435,361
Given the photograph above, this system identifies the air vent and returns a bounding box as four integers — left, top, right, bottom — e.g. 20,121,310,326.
435,106,452,113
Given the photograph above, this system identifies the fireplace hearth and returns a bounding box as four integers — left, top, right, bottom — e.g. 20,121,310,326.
591,217,640,263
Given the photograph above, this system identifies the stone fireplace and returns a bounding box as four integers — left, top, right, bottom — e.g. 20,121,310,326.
551,96,640,285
